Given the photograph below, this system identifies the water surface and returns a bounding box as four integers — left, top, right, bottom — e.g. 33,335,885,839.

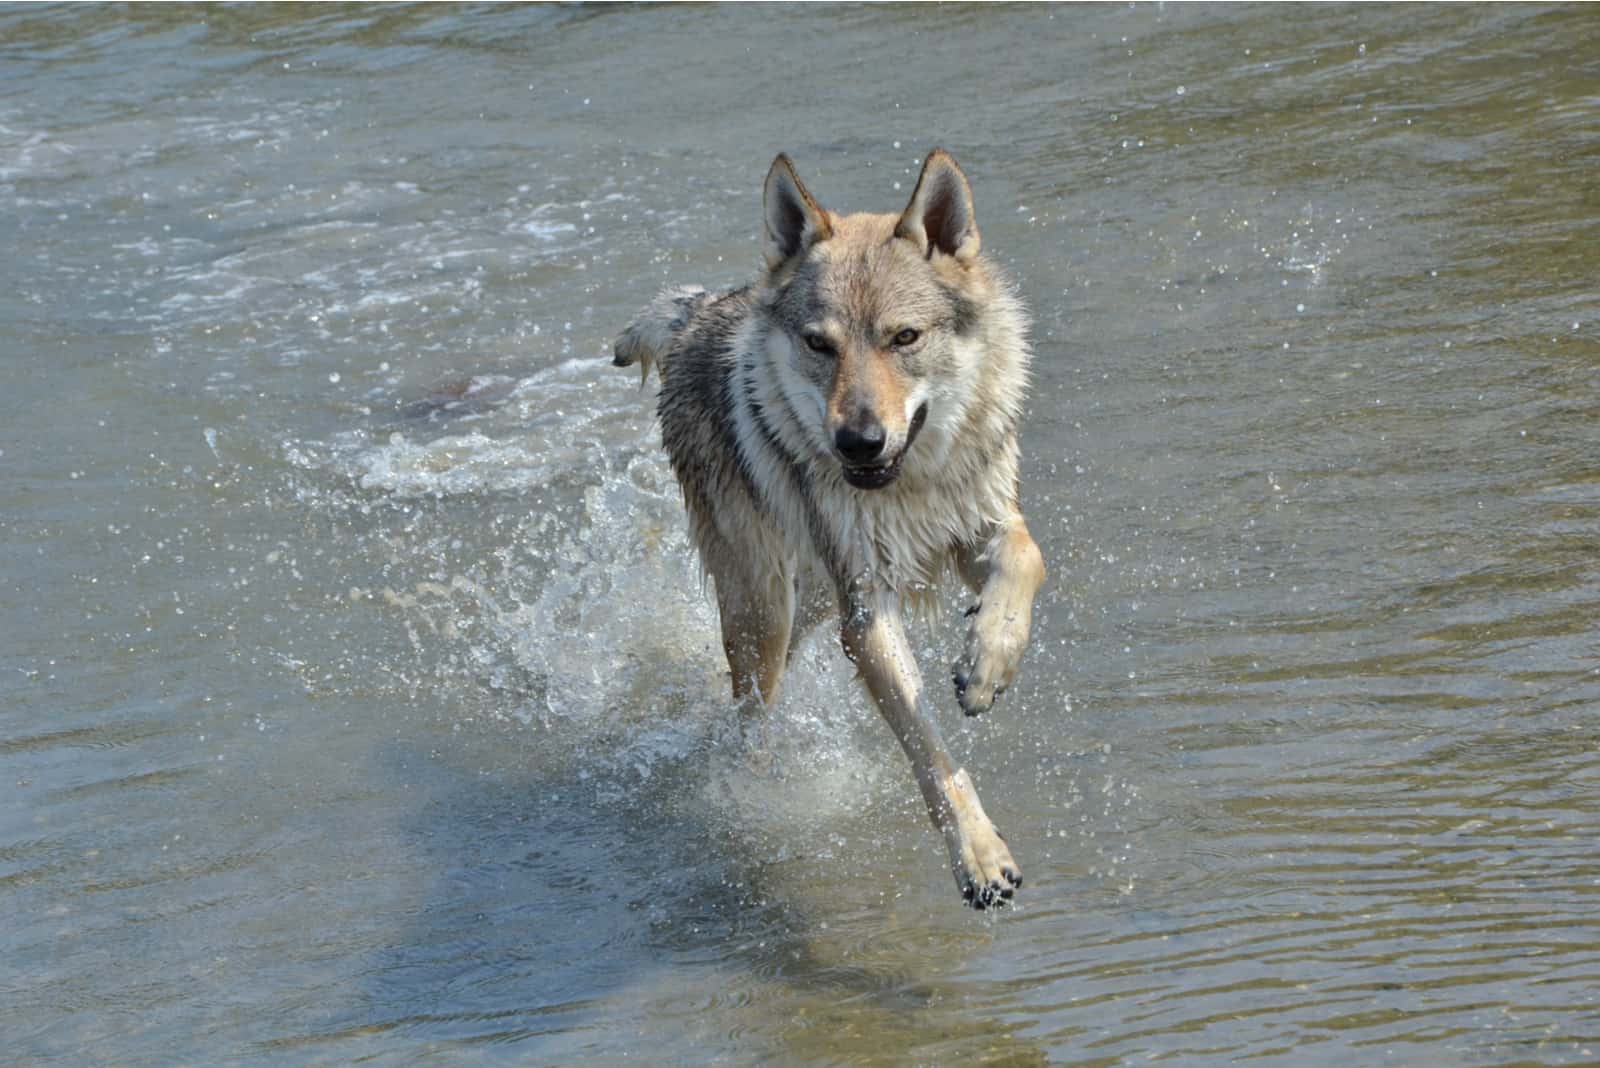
4,4,1599,1064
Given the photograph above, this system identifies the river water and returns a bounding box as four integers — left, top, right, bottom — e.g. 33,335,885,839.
4,4,1598,1065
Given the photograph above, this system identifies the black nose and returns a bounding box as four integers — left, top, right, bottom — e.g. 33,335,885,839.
835,419,887,465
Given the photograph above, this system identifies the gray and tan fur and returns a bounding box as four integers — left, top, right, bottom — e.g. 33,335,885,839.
613,149,1045,909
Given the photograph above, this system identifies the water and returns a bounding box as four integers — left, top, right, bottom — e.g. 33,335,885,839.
4,4,1598,1064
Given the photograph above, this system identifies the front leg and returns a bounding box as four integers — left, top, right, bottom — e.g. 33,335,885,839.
841,589,1022,908
953,513,1046,716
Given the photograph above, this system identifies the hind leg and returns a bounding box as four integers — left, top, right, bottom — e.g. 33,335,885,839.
784,567,837,668
715,567,794,707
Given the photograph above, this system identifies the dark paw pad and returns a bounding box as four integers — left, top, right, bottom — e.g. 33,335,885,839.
961,876,1016,911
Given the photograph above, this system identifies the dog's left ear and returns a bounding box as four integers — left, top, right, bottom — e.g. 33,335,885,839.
764,153,833,270
895,149,980,266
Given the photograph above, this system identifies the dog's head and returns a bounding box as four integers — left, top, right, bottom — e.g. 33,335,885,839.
758,150,993,490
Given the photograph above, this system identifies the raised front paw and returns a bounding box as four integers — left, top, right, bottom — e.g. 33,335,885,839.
952,599,1029,716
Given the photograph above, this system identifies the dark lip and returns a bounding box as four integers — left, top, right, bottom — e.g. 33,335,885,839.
841,452,904,489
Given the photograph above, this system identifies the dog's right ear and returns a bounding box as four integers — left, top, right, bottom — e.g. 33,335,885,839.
763,153,832,270
895,148,980,266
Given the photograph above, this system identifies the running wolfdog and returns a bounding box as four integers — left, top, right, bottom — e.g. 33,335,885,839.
614,149,1044,908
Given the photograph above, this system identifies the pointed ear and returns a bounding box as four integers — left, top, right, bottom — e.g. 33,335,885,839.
763,153,832,270
894,149,980,265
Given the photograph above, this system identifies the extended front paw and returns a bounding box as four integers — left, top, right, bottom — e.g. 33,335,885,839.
954,820,1022,910
952,600,1027,716
939,767,1023,909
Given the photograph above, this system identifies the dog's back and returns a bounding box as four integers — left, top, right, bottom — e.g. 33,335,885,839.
616,286,799,618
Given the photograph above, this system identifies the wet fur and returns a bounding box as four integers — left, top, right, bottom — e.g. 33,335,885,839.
613,150,1044,908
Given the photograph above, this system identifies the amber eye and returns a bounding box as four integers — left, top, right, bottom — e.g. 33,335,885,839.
892,328,921,347
803,333,835,356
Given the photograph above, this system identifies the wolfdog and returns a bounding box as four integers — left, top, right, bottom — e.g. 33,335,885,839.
613,150,1044,908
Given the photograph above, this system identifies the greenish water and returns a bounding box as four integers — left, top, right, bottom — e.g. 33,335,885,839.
3,4,1598,1064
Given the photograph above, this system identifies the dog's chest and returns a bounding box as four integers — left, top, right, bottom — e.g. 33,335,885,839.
799,463,998,594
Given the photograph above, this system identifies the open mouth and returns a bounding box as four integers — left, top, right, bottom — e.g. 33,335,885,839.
842,452,905,489
839,403,927,491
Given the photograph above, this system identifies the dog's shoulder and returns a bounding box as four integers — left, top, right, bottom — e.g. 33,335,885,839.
657,285,758,406
675,284,753,348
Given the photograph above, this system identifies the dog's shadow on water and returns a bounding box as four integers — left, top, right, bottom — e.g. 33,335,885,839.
320,720,1047,1063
